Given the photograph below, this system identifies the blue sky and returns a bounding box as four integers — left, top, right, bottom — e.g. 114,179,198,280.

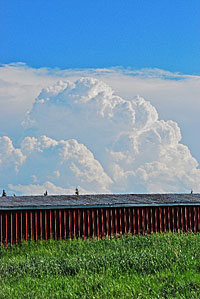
1,0,200,74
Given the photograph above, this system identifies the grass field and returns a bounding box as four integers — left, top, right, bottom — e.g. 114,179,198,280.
0,233,200,298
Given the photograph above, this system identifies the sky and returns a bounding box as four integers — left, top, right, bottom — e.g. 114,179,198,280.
1,0,200,73
0,1,200,195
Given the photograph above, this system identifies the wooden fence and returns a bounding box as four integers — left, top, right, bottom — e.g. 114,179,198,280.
0,205,199,245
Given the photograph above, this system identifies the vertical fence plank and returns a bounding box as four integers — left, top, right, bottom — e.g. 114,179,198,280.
68,210,71,238
15,212,18,244
78,209,81,239
194,207,197,233
64,210,66,240
189,208,192,232
181,207,184,232
30,211,33,241
119,208,122,237
92,209,95,238
141,208,145,235
115,208,118,235
45,210,47,240
159,208,162,233
110,209,113,236
40,210,43,241
155,208,158,233
54,210,57,240
6,213,7,246
97,209,99,239
50,210,52,239
82,210,85,239
106,209,109,238
176,207,179,232
25,211,27,242
133,208,136,235
172,208,175,233
128,208,131,235
101,209,104,238
124,208,127,236
59,210,62,240
198,207,200,232
10,212,13,246
168,207,171,232
35,211,38,242
137,208,140,235
0,213,2,246
163,208,166,233
146,208,149,234
150,208,153,234
73,210,76,239
185,207,188,232
56,209,62,240
87,210,90,239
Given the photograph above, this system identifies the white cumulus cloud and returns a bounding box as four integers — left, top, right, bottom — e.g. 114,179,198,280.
0,64,200,195
1,135,112,195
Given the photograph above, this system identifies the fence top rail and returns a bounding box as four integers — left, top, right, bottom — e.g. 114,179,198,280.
0,193,200,210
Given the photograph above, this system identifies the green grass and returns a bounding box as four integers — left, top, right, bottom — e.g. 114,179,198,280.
1,233,200,298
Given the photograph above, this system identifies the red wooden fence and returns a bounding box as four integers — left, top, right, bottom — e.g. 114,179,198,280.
0,206,199,245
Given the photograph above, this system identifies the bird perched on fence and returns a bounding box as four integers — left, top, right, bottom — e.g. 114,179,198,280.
75,188,79,196
2,190,6,197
